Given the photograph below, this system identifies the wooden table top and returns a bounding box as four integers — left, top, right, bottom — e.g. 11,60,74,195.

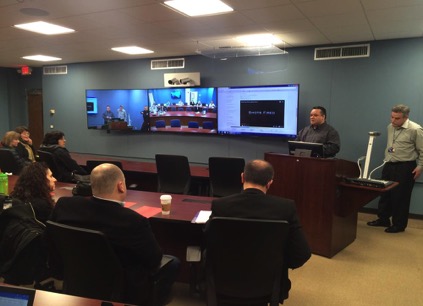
7,175,212,223
70,152,209,178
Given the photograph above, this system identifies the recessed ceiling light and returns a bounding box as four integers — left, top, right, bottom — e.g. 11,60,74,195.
164,0,233,17
14,21,75,35
22,55,62,62
111,46,154,55
236,34,282,47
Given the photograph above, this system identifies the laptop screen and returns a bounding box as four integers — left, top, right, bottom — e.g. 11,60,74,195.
0,285,35,306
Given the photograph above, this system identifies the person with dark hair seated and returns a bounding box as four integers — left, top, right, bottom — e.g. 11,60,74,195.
0,131,31,174
49,163,180,305
15,126,37,163
39,130,87,182
0,162,56,285
10,162,57,223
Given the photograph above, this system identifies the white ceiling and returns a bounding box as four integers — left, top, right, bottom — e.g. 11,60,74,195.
1,0,423,68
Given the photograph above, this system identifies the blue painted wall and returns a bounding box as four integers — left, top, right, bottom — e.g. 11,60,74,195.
2,38,423,214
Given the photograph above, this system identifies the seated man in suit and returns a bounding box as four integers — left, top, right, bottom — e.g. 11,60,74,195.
209,159,311,304
49,163,179,305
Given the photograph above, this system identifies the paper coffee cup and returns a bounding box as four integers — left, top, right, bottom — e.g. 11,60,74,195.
160,195,172,215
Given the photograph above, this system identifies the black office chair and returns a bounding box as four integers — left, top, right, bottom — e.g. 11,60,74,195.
0,149,20,174
45,221,125,302
86,160,123,173
37,150,61,181
208,157,245,197
206,217,290,306
0,203,49,286
155,154,191,194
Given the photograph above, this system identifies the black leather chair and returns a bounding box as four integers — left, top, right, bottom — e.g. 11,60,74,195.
37,150,61,181
0,149,20,174
86,160,123,173
208,157,245,197
45,221,125,302
0,203,49,286
155,154,191,194
206,217,290,306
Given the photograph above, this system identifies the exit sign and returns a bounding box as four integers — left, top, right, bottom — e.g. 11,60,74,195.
21,66,31,75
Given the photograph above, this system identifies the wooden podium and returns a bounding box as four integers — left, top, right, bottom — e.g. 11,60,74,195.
264,153,397,258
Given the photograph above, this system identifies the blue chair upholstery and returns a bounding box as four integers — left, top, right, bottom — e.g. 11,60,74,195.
155,120,166,128
188,121,199,128
202,121,214,129
170,119,181,127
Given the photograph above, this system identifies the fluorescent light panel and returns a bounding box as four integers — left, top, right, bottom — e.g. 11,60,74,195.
112,46,154,55
22,55,62,62
14,21,75,35
236,34,282,47
164,0,233,17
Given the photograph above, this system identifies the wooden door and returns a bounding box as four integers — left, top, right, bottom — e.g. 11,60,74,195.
27,91,44,150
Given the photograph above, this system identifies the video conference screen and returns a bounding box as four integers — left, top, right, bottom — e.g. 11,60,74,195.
217,84,299,138
147,87,217,134
85,89,149,131
85,84,299,138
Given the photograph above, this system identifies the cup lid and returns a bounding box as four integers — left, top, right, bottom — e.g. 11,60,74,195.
160,195,172,200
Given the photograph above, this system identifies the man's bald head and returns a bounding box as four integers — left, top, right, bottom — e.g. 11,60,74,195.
90,163,126,200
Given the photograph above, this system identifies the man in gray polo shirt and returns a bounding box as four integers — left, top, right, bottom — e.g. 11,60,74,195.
367,104,423,233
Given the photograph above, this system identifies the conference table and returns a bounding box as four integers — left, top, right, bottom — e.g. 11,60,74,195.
7,175,212,284
70,152,210,194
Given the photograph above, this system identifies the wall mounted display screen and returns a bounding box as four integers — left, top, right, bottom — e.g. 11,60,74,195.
217,84,299,138
147,87,217,134
85,89,149,131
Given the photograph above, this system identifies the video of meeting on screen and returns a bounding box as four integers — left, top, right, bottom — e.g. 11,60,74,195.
85,84,298,138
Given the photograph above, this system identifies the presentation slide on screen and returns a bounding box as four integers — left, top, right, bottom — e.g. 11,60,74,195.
217,85,298,137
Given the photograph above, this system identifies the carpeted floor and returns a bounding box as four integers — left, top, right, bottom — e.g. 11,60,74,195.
170,213,423,306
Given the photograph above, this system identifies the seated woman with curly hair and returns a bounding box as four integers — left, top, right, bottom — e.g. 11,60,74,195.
10,162,57,223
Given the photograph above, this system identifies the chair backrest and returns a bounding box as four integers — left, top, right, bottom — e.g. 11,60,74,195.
45,221,124,302
155,154,191,194
0,203,47,285
208,157,245,197
202,121,214,129
188,121,199,128
0,149,20,174
206,217,289,306
37,150,61,180
86,160,123,173
155,120,166,128
170,119,181,127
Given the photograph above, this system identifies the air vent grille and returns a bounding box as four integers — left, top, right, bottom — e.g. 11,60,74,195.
151,58,185,70
43,65,68,75
314,44,370,60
